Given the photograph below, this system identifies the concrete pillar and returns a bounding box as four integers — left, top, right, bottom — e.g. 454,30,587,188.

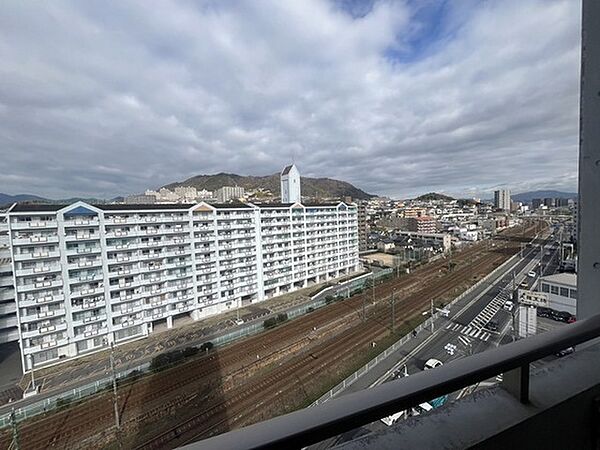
578,0,600,319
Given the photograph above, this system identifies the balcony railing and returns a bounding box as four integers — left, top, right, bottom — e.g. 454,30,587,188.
189,313,600,450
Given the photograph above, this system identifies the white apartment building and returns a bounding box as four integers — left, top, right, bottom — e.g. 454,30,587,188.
0,214,18,344
5,200,359,371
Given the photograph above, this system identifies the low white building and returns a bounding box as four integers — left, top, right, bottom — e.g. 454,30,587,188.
538,273,577,315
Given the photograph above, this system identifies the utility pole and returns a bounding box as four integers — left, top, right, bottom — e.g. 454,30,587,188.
109,342,121,447
10,408,19,450
391,291,396,333
430,299,435,333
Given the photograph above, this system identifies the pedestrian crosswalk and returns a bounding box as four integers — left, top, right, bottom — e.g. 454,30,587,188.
445,322,492,341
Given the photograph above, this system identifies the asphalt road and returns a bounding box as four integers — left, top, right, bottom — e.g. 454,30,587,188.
328,230,566,445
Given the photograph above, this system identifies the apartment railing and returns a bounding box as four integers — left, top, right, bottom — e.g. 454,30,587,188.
188,312,600,450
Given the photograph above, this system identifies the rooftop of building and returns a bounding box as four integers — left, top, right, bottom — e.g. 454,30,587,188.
539,272,577,287
8,200,353,213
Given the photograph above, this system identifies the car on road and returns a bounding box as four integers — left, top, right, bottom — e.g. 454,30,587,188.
485,319,499,332
555,346,575,357
503,301,514,312
424,358,443,370
527,271,537,278
519,281,529,289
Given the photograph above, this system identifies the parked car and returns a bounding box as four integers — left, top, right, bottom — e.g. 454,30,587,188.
485,319,499,332
503,301,514,312
568,315,577,324
527,271,536,278
537,307,551,318
550,310,573,323
424,358,443,370
555,347,575,357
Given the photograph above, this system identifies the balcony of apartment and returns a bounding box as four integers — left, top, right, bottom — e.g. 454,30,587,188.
11,233,59,245
164,271,192,283
14,249,60,261
63,216,100,228
71,310,106,327
71,297,105,313
105,239,138,252
109,264,141,277
69,271,104,285
19,307,66,324
194,245,216,255
10,219,58,230
194,231,216,243
67,256,102,270
21,319,67,339
104,215,136,225
174,300,197,313
162,237,190,247
113,314,145,329
65,244,102,256
73,324,108,340
112,302,145,317
18,277,63,293
24,334,68,353
64,231,100,243
70,284,105,298
20,292,64,307
15,262,62,277
166,258,191,269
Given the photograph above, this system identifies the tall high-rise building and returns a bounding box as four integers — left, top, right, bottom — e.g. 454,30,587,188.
358,201,368,251
281,164,301,203
4,200,359,371
493,189,511,211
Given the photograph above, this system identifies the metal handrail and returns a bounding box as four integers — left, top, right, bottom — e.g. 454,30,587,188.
183,312,600,450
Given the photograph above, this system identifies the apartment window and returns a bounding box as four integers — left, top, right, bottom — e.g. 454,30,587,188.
560,287,570,298
551,285,559,295
570,289,577,299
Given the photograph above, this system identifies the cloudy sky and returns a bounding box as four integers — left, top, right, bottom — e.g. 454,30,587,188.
0,0,581,199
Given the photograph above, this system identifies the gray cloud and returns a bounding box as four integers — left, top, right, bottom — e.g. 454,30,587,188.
0,0,580,199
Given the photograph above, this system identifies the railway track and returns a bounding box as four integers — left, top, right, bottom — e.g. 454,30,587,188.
0,224,541,449
139,250,510,448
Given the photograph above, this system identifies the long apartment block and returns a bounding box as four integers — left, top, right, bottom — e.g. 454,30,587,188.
5,201,359,370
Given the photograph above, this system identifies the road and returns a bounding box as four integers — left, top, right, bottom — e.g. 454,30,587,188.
314,228,565,448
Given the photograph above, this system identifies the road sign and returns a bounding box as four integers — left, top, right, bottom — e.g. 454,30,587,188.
518,289,548,307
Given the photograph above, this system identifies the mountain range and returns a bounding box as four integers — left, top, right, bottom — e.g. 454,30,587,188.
510,190,577,203
163,172,374,200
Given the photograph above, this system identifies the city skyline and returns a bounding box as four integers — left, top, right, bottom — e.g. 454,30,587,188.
0,1,580,199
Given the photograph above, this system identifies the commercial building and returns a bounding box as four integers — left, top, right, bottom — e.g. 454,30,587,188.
4,199,359,371
538,273,577,315
532,198,542,209
280,164,301,203
493,189,511,211
216,186,245,203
